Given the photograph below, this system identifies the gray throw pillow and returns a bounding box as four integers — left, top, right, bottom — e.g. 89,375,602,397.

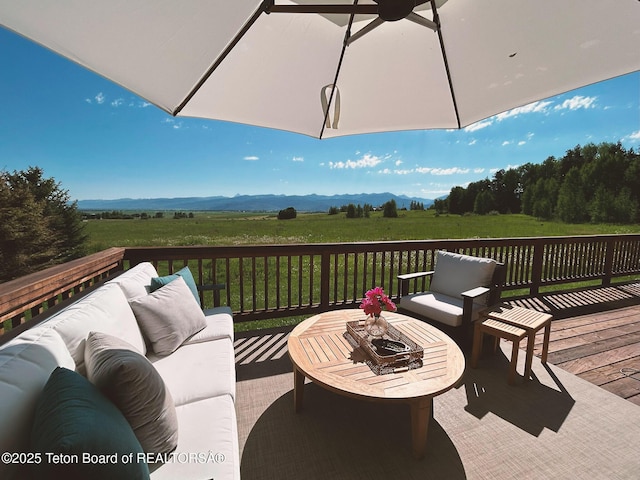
129,276,207,355
85,331,178,455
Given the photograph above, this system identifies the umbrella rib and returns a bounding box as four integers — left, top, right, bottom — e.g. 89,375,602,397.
173,2,268,116
320,0,360,138
431,0,461,128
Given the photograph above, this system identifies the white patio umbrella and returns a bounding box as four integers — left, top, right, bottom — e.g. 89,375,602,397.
1,0,639,139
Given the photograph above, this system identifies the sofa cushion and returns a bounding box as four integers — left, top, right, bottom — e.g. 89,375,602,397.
47,283,147,373
129,276,207,356
108,262,159,301
185,307,234,344
85,332,178,455
429,251,496,300
30,367,149,480
149,337,236,405
399,292,487,327
0,328,75,477
150,266,200,306
149,396,240,480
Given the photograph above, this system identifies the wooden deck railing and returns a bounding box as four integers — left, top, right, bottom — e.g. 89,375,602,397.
1,235,639,335
0,247,126,337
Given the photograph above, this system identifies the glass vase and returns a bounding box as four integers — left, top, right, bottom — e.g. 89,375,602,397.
364,313,389,338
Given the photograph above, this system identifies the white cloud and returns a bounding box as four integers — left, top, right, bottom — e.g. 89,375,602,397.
162,118,183,129
329,153,382,169
94,92,105,105
395,159,403,166
111,98,124,107
378,165,472,176
464,119,493,132
554,95,596,111
473,168,485,174
625,130,640,142
292,156,304,162
244,156,259,161
518,141,526,146
431,167,470,175
468,139,477,146
502,141,511,146
496,100,553,121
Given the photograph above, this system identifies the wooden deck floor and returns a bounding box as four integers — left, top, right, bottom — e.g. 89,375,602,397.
501,282,640,406
526,303,640,406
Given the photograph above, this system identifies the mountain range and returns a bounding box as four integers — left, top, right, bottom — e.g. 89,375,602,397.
77,193,434,213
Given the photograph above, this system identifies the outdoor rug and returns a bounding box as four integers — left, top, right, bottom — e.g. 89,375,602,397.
235,342,640,480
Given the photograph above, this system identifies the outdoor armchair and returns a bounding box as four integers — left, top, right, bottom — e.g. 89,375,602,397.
397,251,506,344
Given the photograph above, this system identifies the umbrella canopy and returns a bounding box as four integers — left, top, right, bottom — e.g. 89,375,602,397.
1,0,639,139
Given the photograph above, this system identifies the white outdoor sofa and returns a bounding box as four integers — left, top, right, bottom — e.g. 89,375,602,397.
0,262,240,480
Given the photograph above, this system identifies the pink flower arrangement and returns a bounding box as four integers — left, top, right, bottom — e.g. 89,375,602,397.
359,286,396,317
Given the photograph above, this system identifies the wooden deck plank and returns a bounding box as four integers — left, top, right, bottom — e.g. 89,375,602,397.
627,393,640,406
578,357,640,386
554,343,640,375
546,331,640,364
597,377,640,399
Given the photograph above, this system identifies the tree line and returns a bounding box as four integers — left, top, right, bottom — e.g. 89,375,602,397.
84,211,195,219
432,142,639,223
328,199,401,218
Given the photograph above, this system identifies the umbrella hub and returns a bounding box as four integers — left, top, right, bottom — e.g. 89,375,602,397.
377,0,415,22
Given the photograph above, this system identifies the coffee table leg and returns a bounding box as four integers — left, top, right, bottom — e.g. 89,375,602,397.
293,366,305,412
410,397,432,459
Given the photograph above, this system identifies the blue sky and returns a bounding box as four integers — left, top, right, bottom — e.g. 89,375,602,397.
1,27,638,202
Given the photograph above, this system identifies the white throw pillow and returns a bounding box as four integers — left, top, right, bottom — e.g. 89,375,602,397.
129,276,207,356
429,251,496,300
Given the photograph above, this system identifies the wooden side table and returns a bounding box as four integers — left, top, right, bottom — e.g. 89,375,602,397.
471,304,553,384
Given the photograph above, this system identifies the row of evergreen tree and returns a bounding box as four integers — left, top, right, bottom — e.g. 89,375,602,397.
328,199,400,218
84,211,195,219
432,142,639,223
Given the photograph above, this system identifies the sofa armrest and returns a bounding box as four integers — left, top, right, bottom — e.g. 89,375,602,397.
198,283,226,308
397,271,435,296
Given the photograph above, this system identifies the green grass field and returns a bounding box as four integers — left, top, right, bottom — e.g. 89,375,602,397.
84,210,640,253
81,211,640,332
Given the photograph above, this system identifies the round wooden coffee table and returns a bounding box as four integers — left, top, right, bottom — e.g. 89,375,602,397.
287,309,465,459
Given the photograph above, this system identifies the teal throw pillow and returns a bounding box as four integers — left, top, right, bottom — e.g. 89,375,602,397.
30,367,150,480
150,266,200,305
